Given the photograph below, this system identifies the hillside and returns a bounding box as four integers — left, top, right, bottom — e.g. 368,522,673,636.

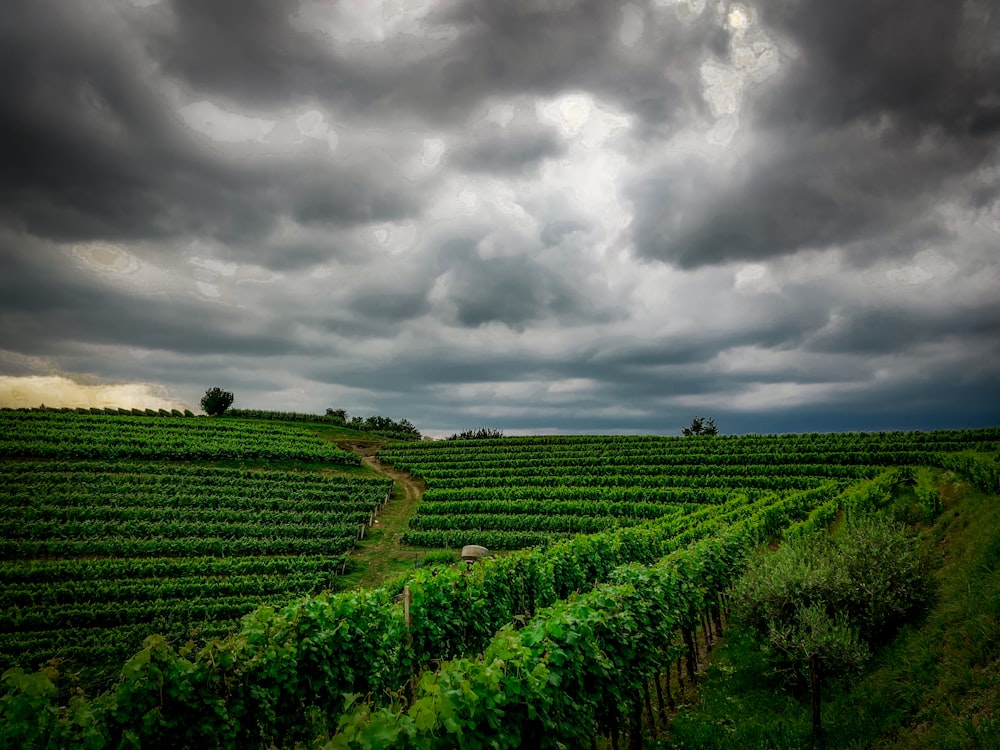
0,409,392,688
0,418,997,747
662,467,999,748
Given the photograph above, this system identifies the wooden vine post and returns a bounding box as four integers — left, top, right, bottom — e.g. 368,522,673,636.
403,585,417,704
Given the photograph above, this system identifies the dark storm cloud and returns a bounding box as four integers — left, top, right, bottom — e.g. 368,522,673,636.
629,132,963,267
807,303,1000,356
313,350,535,392
0,1,427,266
283,160,422,229
0,235,298,358
149,0,723,130
306,269,437,339
754,0,1000,139
0,3,182,241
539,219,587,247
419,0,722,126
447,255,581,328
629,0,1000,269
428,224,622,330
151,0,334,108
347,287,431,326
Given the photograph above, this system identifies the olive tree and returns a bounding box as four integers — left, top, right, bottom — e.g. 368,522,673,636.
732,515,930,741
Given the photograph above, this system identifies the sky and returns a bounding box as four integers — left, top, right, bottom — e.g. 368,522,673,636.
1,0,998,437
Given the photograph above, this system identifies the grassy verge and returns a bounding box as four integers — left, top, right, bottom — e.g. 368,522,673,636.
331,443,459,590
660,471,1000,749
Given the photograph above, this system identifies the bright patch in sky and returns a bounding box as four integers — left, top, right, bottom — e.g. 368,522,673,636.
538,94,593,138
885,251,959,286
71,243,140,275
733,263,777,293
290,0,458,46
178,101,275,143
295,109,338,151
370,222,418,255
727,4,750,30
420,138,446,168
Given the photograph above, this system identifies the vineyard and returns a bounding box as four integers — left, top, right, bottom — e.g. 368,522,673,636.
0,410,390,686
0,409,361,463
1,418,998,748
378,430,996,549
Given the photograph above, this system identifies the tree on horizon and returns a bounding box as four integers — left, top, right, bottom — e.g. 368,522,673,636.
200,387,234,416
683,416,718,436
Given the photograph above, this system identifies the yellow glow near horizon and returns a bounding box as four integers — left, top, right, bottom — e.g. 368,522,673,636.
0,375,189,411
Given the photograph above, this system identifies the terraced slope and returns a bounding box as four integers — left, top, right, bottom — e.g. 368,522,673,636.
1,425,997,748
378,429,999,549
0,411,389,685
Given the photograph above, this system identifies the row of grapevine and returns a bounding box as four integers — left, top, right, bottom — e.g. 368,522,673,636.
0,535,358,560
0,554,352,584
8,503,379,525
414,497,694,519
381,428,1000,452
395,462,883,479
412,472,829,491
421,484,750,503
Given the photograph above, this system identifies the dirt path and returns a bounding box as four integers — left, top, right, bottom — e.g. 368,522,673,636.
338,442,428,588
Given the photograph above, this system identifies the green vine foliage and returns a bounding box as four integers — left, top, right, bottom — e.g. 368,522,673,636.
2,443,988,747
326,534,749,748
0,508,768,748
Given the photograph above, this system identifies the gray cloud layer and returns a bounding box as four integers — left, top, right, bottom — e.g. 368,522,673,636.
1,0,997,434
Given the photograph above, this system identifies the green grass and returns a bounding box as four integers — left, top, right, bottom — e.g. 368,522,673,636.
336,476,440,590
661,470,1000,749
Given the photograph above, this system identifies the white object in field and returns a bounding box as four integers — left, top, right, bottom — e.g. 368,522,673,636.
461,545,489,563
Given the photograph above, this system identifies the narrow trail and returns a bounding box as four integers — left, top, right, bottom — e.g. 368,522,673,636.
339,442,428,588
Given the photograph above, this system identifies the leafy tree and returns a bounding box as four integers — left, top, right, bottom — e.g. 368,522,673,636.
732,515,930,742
770,603,870,741
200,387,234,416
682,416,718,436
324,408,348,425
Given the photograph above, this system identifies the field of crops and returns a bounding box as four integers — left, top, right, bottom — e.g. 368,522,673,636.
2,420,998,748
379,429,998,549
0,409,361,463
0,410,390,684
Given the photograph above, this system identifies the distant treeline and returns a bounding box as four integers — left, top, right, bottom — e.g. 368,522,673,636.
2,406,196,417
447,426,505,440
226,408,421,441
